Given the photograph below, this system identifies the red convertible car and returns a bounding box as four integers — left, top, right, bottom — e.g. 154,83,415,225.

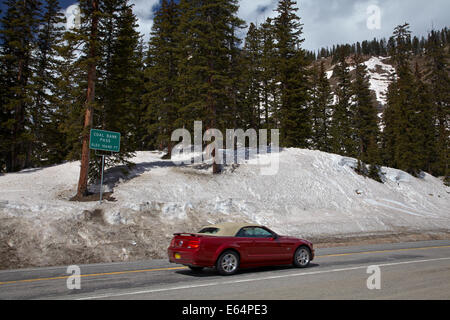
168,223,314,275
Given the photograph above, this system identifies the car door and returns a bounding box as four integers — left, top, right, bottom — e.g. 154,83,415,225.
236,227,282,264
276,236,297,262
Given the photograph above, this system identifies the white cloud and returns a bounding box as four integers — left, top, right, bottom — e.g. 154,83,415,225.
130,0,159,42
238,0,277,26
63,1,157,43
62,0,450,51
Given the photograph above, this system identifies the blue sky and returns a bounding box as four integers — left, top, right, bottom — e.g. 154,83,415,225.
2,0,449,51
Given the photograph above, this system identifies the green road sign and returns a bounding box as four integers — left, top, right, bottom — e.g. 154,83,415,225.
90,129,121,153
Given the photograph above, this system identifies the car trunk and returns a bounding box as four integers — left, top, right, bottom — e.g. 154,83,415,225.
170,233,203,250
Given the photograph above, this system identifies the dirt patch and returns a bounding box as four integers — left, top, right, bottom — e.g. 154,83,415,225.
70,192,116,202
310,230,450,249
83,209,105,224
0,207,250,271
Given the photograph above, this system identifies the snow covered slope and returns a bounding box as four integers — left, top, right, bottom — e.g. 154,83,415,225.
1,149,449,237
364,56,396,105
326,56,396,107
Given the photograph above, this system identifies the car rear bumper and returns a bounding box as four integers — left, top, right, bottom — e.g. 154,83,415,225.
168,247,205,267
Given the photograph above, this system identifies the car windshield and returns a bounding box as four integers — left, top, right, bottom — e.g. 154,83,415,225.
198,227,220,235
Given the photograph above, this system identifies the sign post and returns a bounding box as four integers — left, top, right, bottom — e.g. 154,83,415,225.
99,154,105,203
89,129,121,204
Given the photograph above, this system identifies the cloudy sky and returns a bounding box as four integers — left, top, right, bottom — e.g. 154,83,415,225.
3,0,450,51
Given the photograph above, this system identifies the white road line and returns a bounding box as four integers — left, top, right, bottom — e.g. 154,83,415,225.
76,257,450,300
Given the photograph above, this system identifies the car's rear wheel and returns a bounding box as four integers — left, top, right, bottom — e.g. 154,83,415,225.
293,246,311,268
188,266,204,273
216,251,239,276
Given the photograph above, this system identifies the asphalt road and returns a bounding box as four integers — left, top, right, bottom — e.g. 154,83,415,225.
1,240,450,300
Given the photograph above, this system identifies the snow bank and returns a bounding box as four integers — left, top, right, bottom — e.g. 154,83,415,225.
0,149,449,268
1,149,449,234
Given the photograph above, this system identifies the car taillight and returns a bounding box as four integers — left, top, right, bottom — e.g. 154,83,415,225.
187,240,200,249
170,238,176,247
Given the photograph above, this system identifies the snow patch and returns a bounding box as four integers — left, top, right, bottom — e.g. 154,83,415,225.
364,56,396,105
326,70,333,79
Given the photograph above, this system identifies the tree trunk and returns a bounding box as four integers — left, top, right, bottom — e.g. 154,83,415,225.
77,0,99,198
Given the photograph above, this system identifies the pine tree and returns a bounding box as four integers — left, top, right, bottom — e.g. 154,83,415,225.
412,63,436,174
30,0,67,166
310,61,332,152
351,55,381,181
133,38,147,151
0,32,9,171
383,23,424,177
143,0,180,157
225,13,246,131
259,18,278,130
366,135,382,182
425,30,449,182
391,23,412,76
176,0,245,173
382,77,399,168
0,45,7,171
95,0,143,174
241,23,262,130
274,0,310,148
412,36,420,55
330,50,355,156
352,57,380,158
54,30,85,163
0,0,42,172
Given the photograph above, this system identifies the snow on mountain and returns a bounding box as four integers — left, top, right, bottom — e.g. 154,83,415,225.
364,56,396,105
326,56,396,106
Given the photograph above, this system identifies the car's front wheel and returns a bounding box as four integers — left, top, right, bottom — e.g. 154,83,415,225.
216,251,240,276
293,246,311,268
